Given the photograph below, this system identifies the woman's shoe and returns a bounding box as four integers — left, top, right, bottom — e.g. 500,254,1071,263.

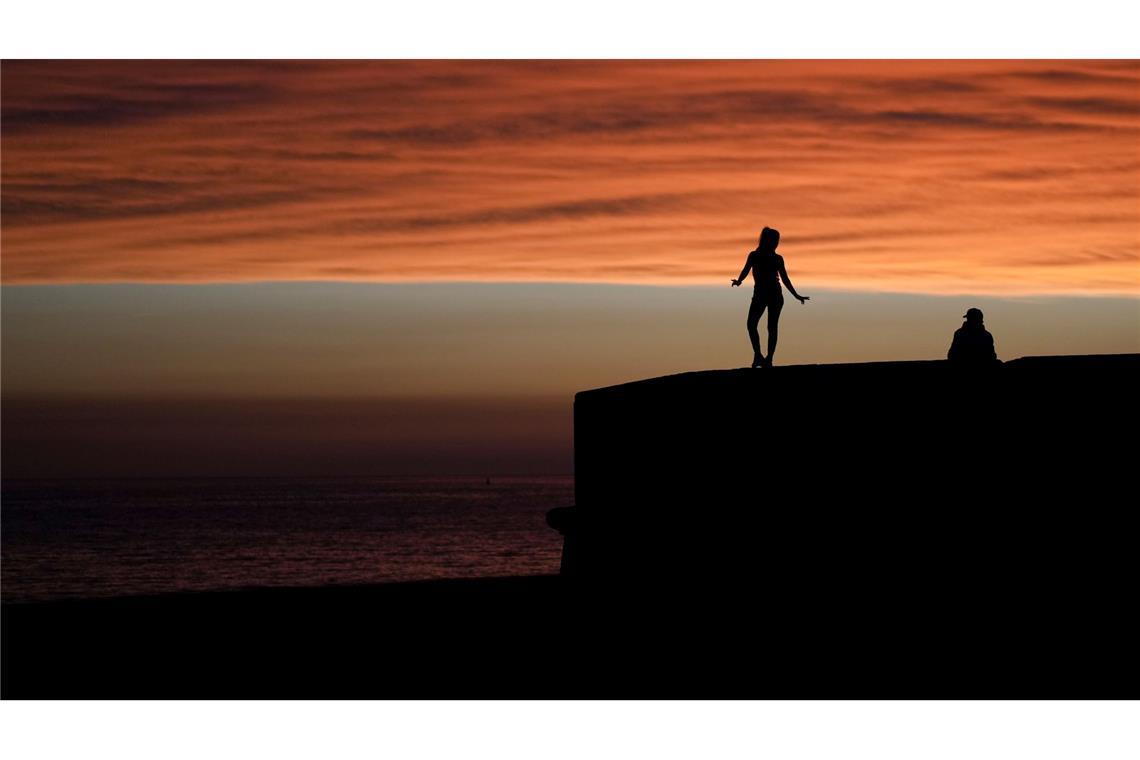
752,352,765,368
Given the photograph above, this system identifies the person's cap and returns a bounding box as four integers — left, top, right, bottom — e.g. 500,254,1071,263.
963,307,984,320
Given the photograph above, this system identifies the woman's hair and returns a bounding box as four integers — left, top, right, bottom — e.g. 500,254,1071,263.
757,227,781,253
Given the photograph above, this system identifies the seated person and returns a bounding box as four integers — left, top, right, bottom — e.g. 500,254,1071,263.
948,307,999,364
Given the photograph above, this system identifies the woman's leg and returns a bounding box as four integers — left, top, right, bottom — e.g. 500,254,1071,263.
766,299,784,366
747,296,766,365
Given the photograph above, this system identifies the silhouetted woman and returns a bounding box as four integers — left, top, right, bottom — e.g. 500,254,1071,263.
731,227,809,367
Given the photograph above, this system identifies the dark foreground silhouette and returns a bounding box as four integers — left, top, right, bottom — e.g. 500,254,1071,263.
3,353,1136,698
949,307,999,363
732,227,809,367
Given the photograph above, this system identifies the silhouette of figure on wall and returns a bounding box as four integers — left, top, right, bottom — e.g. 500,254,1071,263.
731,227,809,367
948,307,999,363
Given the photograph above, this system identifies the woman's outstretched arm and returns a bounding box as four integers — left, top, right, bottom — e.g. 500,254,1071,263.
731,253,753,286
778,256,810,303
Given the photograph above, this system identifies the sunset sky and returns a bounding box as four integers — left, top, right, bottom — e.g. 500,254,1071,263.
3,60,1138,475
3,60,1139,291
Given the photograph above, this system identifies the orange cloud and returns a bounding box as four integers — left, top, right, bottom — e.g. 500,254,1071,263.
2,60,1138,294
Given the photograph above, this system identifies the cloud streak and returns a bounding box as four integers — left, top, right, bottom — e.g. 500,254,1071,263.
2,60,1138,294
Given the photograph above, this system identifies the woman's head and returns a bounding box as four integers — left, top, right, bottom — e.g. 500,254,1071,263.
758,227,780,253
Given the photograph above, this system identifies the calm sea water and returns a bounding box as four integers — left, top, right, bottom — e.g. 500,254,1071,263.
1,476,573,603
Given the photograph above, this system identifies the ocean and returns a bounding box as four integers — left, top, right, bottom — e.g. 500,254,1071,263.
1,475,573,603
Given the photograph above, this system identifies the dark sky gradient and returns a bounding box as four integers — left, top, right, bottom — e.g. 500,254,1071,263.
4,282,1137,476
1,395,572,478
4,283,1139,398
